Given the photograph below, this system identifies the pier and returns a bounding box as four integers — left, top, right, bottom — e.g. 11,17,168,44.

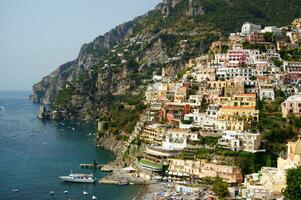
80,163,105,169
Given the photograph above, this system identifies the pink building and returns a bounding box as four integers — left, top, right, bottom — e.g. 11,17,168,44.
227,49,248,66
281,94,301,117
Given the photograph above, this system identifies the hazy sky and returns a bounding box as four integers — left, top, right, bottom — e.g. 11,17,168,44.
0,0,161,91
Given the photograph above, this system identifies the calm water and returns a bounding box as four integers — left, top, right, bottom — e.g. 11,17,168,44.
0,91,139,200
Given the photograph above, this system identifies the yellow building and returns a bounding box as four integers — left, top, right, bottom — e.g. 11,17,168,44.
219,93,257,107
207,80,244,97
217,106,259,122
292,18,301,30
139,124,166,145
174,87,187,103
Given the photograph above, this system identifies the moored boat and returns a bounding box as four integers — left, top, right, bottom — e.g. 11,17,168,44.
59,172,95,183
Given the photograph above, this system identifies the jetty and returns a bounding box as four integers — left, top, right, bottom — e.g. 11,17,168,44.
80,163,105,169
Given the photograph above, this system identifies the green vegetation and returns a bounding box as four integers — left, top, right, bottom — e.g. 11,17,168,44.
104,93,146,134
198,136,220,146
284,167,301,200
195,147,275,175
243,42,267,53
279,47,301,61
193,0,301,33
252,90,300,155
263,32,274,43
212,178,230,199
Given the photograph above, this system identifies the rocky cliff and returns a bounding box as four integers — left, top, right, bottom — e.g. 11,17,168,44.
32,21,135,104
32,0,301,123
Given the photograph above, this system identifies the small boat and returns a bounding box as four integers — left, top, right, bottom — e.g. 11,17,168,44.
60,172,95,183
92,195,98,200
118,180,128,186
83,191,88,195
64,190,68,194
50,190,55,196
12,189,19,192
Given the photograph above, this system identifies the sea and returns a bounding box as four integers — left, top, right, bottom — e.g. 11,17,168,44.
0,91,140,200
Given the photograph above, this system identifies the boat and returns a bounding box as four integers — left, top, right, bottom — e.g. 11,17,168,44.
92,195,98,200
50,190,55,196
59,172,95,183
64,190,68,194
12,189,19,192
83,191,88,195
118,180,128,185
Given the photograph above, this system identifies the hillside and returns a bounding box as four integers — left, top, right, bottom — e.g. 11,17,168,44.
32,0,301,126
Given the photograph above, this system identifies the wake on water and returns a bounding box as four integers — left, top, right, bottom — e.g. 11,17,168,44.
0,105,5,113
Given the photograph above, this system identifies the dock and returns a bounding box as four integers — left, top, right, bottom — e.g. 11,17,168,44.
80,163,105,169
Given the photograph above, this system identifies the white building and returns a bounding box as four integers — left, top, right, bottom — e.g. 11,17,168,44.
162,129,188,150
218,131,263,153
216,67,256,81
241,22,261,36
188,95,203,107
283,61,301,74
259,84,275,100
261,26,282,36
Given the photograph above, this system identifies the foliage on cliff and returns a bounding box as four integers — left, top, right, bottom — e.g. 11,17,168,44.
284,167,301,200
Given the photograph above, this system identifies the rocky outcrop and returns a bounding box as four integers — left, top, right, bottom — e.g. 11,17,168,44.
32,21,135,104
186,0,205,17
96,132,124,155
37,106,50,119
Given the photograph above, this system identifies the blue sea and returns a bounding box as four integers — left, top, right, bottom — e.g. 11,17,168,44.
0,91,140,200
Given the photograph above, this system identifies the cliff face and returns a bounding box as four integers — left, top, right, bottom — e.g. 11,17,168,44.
32,21,134,104
32,0,301,120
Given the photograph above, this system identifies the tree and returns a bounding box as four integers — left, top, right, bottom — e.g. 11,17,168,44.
284,167,301,200
212,178,230,199
263,32,274,42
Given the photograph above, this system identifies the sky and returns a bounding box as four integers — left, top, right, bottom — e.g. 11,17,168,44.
0,0,161,91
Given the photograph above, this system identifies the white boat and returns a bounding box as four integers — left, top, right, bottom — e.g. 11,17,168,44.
92,195,98,200
64,190,68,194
12,189,19,192
83,191,88,195
59,173,95,183
50,190,55,196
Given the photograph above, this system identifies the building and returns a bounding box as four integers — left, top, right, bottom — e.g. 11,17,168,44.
259,84,275,100
228,49,248,66
160,102,191,123
188,95,203,107
139,145,179,173
261,26,282,36
218,131,263,153
243,138,301,198
281,94,301,117
196,67,216,82
216,67,256,81
168,159,243,183
241,22,261,36
139,124,166,145
292,18,301,30
246,32,264,43
283,61,301,74
161,129,189,150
